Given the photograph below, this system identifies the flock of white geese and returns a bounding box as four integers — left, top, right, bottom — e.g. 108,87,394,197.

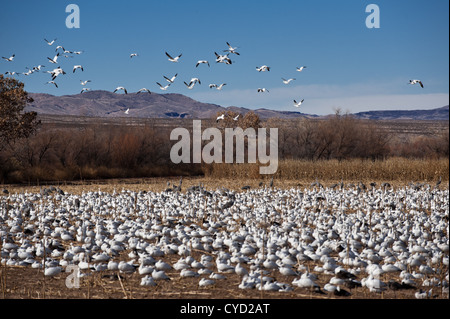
2,39,308,108
0,181,448,298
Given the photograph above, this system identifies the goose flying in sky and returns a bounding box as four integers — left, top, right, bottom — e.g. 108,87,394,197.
49,67,66,80
294,99,305,107
233,114,240,121
215,52,232,64
257,88,269,93
47,53,60,64
190,77,201,85
296,66,307,72
32,65,45,71
184,81,196,89
256,65,270,72
196,60,210,67
81,88,91,94
44,38,57,46
216,114,225,122
45,81,58,88
137,88,151,94
114,86,128,94
209,83,227,90
164,73,178,83
409,79,424,88
130,53,139,58
166,52,182,62
124,108,130,114
282,78,296,84
224,42,240,55
2,54,15,62
156,82,171,90
73,65,84,73
80,80,91,86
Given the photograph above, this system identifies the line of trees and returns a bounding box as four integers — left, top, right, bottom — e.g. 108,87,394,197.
0,75,448,184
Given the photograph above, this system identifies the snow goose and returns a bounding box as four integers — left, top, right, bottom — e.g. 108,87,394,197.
257,88,269,93
80,88,91,94
190,77,201,85
47,53,60,64
293,99,304,107
44,266,62,277
113,86,128,94
130,53,138,59
137,88,151,94
216,114,225,122
281,78,296,84
409,79,424,88
124,108,130,114
196,60,210,67
80,80,91,85
152,269,170,281
296,66,307,72
209,83,226,90
224,42,240,55
184,81,196,90
199,278,215,287
256,65,270,72
2,54,15,62
44,38,57,46
235,263,249,277
165,52,182,62
45,81,58,88
140,275,156,286
156,82,171,91
49,67,66,80
73,65,83,73
215,52,232,64
164,73,178,83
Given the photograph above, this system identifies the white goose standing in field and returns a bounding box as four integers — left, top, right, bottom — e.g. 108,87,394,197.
166,52,182,62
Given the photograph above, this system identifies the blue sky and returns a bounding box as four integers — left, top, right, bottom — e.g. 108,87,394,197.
0,0,448,115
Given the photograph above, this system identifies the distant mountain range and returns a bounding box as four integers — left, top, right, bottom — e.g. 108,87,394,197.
26,90,449,120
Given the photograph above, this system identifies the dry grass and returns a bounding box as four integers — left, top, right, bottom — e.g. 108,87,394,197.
204,158,449,183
